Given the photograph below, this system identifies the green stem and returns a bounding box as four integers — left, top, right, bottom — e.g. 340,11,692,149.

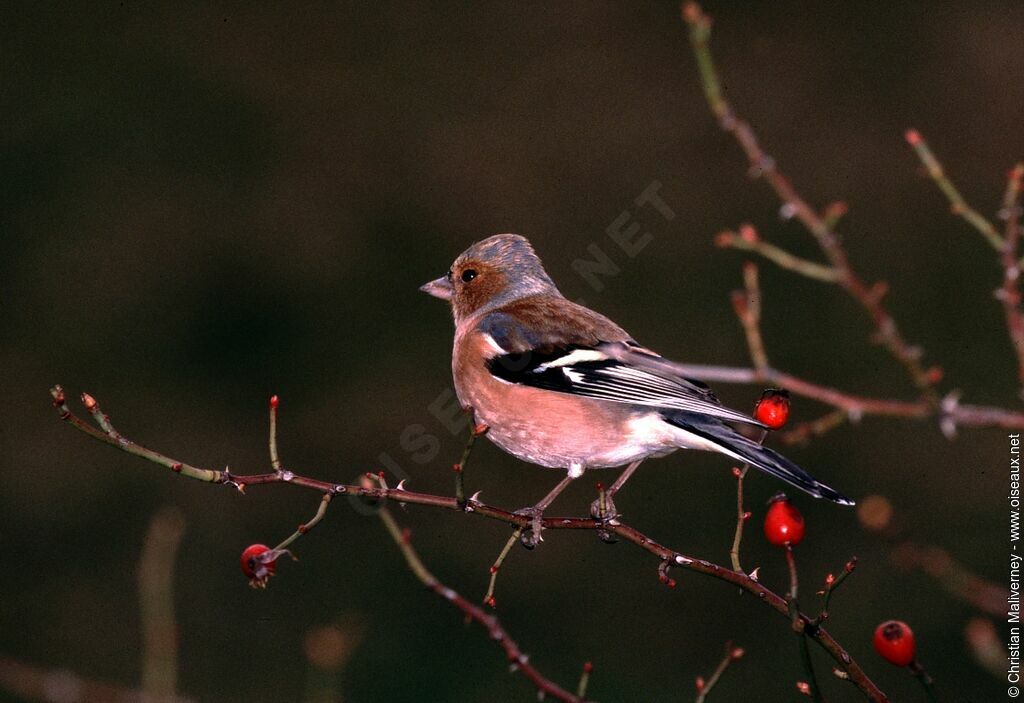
787,547,824,702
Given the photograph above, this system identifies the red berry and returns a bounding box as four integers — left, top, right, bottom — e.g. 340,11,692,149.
763,494,805,546
754,389,791,430
873,620,916,666
241,544,278,588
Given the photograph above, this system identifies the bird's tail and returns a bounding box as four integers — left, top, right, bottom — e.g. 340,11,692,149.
663,412,854,505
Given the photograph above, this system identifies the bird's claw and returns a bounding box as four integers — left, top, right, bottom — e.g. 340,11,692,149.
514,507,545,549
590,496,619,544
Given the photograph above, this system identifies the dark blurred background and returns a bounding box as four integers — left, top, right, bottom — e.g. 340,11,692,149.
4,1,1022,701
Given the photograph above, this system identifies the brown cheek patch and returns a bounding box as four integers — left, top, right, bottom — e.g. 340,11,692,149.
454,265,507,318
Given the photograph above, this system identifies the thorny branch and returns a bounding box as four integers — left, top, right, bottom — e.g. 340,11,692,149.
683,1,940,403
373,481,586,703
50,386,889,702
671,2,1024,440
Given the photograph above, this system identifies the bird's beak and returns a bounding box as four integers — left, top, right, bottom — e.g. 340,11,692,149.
419,276,453,301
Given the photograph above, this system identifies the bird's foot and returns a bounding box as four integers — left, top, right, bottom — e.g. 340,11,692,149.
513,507,546,549
590,495,619,544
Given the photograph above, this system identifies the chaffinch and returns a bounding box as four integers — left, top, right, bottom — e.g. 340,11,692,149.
421,234,853,530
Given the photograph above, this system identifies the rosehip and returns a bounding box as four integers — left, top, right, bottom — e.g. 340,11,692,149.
754,389,791,430
873,620,916,666
763,494,805,546
241,544,278,588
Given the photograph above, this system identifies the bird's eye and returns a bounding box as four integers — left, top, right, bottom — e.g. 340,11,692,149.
461,269,478,283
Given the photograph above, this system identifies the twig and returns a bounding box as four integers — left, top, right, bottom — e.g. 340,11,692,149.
731,262,769,371
964,617,1007,680
138,507,186,700
786,546,823,702
275,493,333,552
716,228,840,283
780,409,850,445
50,387,890,702
656,364,1024,432
0,656,196,703
904,130,1003,251
890,541,1008,618
454,413,488,509
375,494,585,703
269,395,282,472
908,131,1024,390
484,527,524,608
729,466,750,573
695,642,744,702
908,661,939,702
998,163,1024,386
51,390,892,703
683,2,939,402
576,662,593,700
814,558,857,625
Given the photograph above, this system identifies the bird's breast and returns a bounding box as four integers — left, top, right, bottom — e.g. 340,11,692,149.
451,330,673,469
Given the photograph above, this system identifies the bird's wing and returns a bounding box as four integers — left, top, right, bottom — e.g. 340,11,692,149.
477,305,763,427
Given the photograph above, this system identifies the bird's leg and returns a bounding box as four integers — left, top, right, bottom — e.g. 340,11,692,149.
591,459,643,521
516,465,582,549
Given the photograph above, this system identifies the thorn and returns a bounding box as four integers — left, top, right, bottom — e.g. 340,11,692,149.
749,567,761,582
469,491,483,503
396,479,408,491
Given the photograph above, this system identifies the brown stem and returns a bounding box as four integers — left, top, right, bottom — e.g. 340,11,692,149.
999,163,1024,388
729,466,749,573
655,364,1024,433
483,526,523,608
375,497,584,702
908,660,939,702
683,2,938,402
50,387,890,702
694,641,744,703
786,546,823,702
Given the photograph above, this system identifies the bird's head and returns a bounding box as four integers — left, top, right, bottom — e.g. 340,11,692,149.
420,234,560,322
